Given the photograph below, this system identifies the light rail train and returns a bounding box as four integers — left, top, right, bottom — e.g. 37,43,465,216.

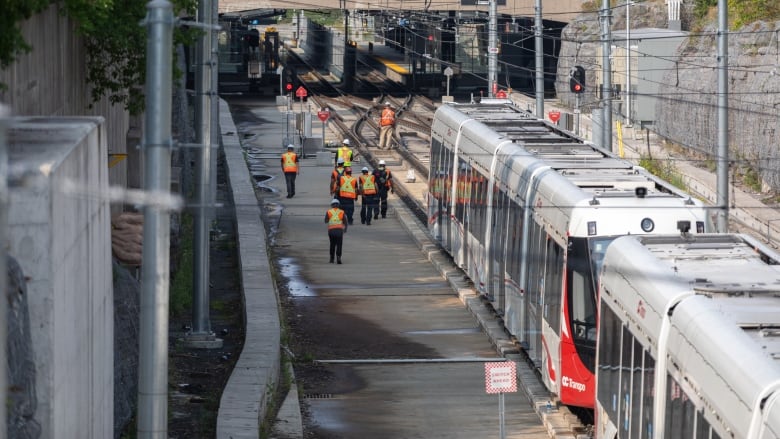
426,100,714,409
597,233,780,438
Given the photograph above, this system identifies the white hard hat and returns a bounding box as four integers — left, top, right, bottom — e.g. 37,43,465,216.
342,138,350,145
362,166,369,172
331,198,340,206
337,158,345,164
379,160,386,165
287,144,294,149
384,101,391,106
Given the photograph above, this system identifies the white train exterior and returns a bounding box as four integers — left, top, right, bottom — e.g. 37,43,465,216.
597,234,780,438
427,101,714,408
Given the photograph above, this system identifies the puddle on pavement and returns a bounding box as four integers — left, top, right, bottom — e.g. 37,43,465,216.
279,257,315,297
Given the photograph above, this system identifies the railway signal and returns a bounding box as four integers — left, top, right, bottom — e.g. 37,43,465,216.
570,65,585,94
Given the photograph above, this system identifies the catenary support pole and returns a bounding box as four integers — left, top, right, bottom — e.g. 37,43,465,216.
0,104,9,439
601,0,613,152
488,0,497,97
716,0,729,232
192,0,213,337
138,1,174,437
534,0,544,117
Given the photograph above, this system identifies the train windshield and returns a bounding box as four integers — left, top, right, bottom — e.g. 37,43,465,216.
567,236,616,342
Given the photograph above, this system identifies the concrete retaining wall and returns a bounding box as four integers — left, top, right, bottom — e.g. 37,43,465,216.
7,117,114,438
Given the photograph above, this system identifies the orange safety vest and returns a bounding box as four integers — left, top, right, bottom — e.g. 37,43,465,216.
282,151,298,173
327,208,346,230
337,146,353,167
359,174,377,195
380,108,395,127
331,166,345,192
338,175,358,199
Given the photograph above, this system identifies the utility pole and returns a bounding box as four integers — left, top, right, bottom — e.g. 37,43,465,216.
534,0,544,117
488,0,497,97
187,0,222,350
138,1,174,437
716,0,729,231
601,0,613,152
0,104,9,439
625,1,633,126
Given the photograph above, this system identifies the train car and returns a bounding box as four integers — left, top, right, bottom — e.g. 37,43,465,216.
427,101,714,409
596,233,780,438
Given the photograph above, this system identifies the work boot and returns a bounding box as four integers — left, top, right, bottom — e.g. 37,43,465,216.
329,257,334,263
337,258,342,264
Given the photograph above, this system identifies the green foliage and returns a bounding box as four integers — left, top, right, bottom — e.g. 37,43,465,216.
693,0,718,19
170,213,193,317
729,0,780,28
638,156,687,191
62,0,198,115
1,0,197,114
0,0,51,69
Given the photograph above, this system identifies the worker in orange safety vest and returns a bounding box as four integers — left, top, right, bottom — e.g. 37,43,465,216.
337,166,358,225
324,198,348,264
281,144,299,198
378,102,395,149
330,158,346,196
358,166,378,225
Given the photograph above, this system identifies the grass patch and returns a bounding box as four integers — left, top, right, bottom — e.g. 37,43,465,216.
638,155,687,191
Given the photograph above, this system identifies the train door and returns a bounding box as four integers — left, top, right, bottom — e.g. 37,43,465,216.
539,236,563,394
488,189,507,306
525,220,547,368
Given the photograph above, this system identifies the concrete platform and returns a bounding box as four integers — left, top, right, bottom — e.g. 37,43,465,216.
216,95,563,438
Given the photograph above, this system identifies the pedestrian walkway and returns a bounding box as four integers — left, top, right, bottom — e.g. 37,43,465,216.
215,96,585,438
510,94,780,248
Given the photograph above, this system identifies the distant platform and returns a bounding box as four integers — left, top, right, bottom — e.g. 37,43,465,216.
357,42,412,84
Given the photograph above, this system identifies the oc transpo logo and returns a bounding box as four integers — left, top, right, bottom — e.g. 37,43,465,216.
562,376,586,392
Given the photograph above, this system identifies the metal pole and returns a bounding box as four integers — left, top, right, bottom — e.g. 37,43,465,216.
498,392,506,439
716,0,729,232
626,1,632,126
534,0,544,117
192,0,213,338
575,94,581,135
138,1,174,437
488,0,497,97
0,104,10,439
601,0,613,152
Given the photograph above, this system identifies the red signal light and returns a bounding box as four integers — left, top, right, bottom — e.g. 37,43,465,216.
285,83,293,92
573,84,582,92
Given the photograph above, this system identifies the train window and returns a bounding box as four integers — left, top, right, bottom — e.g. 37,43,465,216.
631,337,644,438
597,304,622,425
588,237,615,289
641,351,655,439
543,238,563,335
620,325,633,435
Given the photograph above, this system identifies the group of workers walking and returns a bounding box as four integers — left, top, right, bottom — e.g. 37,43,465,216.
325,138,394,263
282,101,398,264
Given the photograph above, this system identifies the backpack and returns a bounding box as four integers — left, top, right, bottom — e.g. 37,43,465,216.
377,170,388,185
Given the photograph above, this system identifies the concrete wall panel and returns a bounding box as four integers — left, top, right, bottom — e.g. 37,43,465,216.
7,117,114,439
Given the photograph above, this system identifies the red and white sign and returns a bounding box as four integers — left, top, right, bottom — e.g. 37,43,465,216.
317,109,330,122
295,85,308,98
496,90,507,99
484,361,517,394
548,110,561,123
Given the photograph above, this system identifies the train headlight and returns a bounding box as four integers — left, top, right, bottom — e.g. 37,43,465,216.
640,218,655,232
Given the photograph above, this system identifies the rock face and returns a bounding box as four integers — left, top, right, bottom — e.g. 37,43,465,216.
555,1,780,192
